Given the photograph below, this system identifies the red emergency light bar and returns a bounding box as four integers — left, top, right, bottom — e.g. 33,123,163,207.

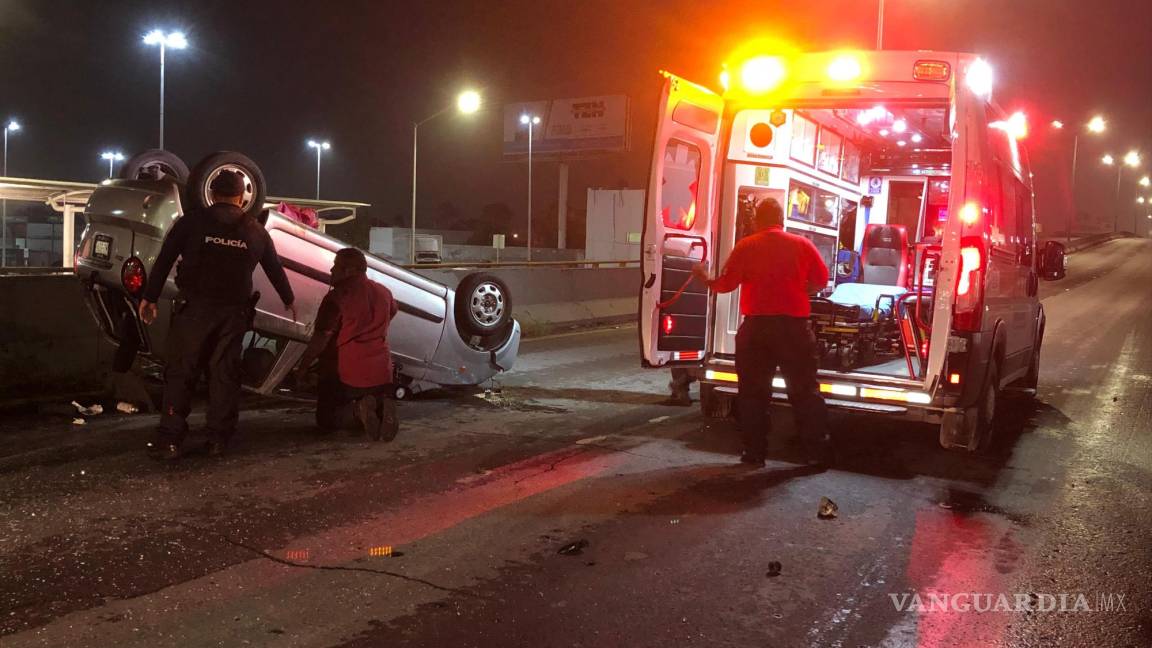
913,60,951,82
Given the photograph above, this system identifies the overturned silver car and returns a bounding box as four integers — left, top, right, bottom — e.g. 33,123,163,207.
73,150,519,398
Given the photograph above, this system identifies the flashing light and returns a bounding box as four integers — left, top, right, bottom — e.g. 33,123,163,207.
719,67,731,92
705,369,739,383
965,58,994,98
949,373,962,385
959,202,980,225
896,140,907,147
457,90,482,114
826,55,862,82
820,383,858,397
892,119,907,133
879,129,890,137
1051,120,1064,129
1087,116,1106,133
740,56,787,93
910,133,923,143
662,314,675,335
913,60,951,81
993,111,1028,140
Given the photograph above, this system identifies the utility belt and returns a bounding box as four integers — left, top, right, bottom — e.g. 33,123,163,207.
171,291,260,324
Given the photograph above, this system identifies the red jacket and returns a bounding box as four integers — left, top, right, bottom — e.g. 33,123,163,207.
315,274,398,387
709,226,829,317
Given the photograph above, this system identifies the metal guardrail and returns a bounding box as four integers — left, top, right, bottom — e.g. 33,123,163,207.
400,259,640,270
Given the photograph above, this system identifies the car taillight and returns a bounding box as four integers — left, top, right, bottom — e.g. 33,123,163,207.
121,257,146,297
953,242,985,331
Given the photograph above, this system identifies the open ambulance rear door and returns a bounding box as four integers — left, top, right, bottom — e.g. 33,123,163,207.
640,72,724,367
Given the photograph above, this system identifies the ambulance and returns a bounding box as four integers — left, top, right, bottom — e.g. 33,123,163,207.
639,49,1067,451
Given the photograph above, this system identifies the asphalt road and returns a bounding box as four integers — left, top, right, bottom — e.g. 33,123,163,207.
1,239,1149,648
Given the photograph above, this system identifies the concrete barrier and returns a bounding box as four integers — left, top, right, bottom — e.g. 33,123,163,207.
0,272,115,399
417,266,638,337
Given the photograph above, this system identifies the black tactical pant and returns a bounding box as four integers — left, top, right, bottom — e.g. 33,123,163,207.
316,374,391,431
735,315,829,458
157,301,249,446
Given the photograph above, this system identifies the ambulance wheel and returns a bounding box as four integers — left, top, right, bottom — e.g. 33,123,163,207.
972,364,1000,453
454,273,513,348
120,149,189,184
700,384,734,419
1020,325,1043,394
186,151,267,219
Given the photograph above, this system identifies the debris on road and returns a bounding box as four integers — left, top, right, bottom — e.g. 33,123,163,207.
116,402,139,414
766,561,782,577
71,401,103,416
71,418,86,426
557,539,589,555
817,497,839,519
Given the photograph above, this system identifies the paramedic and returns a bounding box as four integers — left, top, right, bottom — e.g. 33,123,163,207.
294,248,399,441
692,197,832,467
139,170,296,460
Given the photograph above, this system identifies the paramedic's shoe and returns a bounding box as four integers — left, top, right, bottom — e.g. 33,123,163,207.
377,398,399,442
739,451,766,467
356,396,383,440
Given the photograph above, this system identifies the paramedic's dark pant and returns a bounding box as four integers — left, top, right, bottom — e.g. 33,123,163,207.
735,315,829,457
316,375,390,431
157,302,249,446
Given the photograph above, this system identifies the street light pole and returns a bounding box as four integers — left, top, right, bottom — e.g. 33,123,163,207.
144,30,187,150
1069,134,1079,242
307,140,330,199
876,0,885,50
520,114,541,262
410,90,482,264
2,119,20,267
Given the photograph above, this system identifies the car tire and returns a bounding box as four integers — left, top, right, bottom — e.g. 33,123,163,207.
186,151,267,219
454,273,513,349
700,384,734,419
1021,325,1043,393
119,149,190,184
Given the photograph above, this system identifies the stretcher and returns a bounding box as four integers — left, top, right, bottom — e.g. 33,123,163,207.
809,283,908,370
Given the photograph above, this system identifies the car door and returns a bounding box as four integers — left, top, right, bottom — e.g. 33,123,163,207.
640,72,724,367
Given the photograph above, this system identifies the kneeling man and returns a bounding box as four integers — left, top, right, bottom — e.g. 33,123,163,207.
295,248,399,440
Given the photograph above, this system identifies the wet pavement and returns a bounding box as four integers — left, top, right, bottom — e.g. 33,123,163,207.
1,239,1149,647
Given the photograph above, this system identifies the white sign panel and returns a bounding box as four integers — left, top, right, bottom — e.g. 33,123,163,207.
503,95,630,159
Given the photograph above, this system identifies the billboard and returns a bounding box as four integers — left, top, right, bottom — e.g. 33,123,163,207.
503,95,630,160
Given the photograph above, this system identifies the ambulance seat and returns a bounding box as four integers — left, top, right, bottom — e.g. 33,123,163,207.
859,224,910,287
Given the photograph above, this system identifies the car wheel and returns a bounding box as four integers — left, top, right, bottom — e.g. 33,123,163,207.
700,384,734,419
393,385,410,401
120,149,190,184
454,273,513,348
1022,326,1042,393
186,151,267,219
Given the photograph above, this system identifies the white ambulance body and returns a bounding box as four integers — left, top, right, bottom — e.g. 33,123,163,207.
639,50,1067,451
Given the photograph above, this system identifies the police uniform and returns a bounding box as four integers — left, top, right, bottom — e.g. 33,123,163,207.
142,172,294,455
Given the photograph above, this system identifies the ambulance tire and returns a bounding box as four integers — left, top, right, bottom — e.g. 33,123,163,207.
186,151,267,219
1021,325,1043,395
454,273,513,349
120,149,190,184
972,363,1000,454
700,384,734,419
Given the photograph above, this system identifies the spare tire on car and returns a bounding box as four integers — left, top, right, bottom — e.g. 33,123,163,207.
186,151,267,219
119,149,190,184
454,272,513,350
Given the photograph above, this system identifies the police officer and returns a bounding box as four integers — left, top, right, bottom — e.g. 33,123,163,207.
293,248,398,440
139,171,296,460
692,197,832,468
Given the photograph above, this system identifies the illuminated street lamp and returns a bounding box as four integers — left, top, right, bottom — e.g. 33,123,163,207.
1140,176,1151,187
410,89,482,264
3,119,20,267
143,29,188,150
306,140,330,199
1102,150,1142,232
1058,115,1106,242
100,151,125,178
520,113,542,262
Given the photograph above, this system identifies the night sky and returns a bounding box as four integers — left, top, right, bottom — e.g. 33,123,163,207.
2,0,1150,243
